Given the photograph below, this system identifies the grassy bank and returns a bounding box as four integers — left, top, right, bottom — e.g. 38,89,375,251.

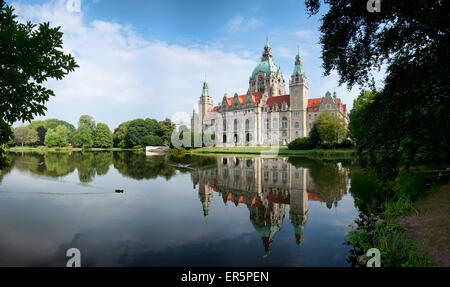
347,168,449,266
185,146,356,158
6,146,138,153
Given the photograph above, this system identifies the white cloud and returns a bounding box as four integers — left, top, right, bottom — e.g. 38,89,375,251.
11,0,257,128
227,16,261,33
294,29,317,42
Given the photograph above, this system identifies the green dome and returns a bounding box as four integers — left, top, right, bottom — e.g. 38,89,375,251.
251,60,280,80
251,220,280,238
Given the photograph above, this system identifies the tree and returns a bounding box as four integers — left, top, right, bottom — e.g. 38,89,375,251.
314,111,347,146
305,0,450,177
113,122,129,148
78,115,96,131
142,134,163,146
36,126,47,145
44,129,58,147
71,125,93,148
55,125,69,146
26,129,39,146
309,122,321,147
93,123,113,148
13,126,28,146
124,119,153,148
0,1,77,166
157,118,176,145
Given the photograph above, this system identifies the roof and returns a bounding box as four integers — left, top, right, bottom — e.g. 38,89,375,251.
251,60,280,80
266,95,290,110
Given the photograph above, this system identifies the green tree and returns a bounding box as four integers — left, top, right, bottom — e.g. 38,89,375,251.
157,118,176,145
78,115,96,131
55,125,69,146
113,121,129,148
124,119,153,148
0,0,77,167
309,122,321,147
93,123,113,148
314,111,347,146
305,0,450,177
13,126,28,146
72,125,93,148
142,134,163,146
44,129,58,147
36,126,47,145
25,129,39,146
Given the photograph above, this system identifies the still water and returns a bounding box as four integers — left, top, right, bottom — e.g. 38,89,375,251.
0,152,360,266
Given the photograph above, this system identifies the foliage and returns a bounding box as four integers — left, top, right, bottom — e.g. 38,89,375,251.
71,125,93,148
44,125,68,147
93,123,113,148
314,111,347,146
156,118,176,146
287,137,314,150
305,0,450,179
0,0,78,126
27,119,75,134
13,126,28,146
309,122,321,147
113,121,129,148
142,134,163,146
36,126,47,145
25,129,39,146
78,115,96,131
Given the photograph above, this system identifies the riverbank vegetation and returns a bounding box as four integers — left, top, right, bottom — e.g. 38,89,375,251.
306,0,449,266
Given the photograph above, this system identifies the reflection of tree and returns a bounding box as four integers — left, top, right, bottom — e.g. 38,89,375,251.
44,153,75,176
93,152,113,176
348,167,385,215
113,152,177,180
72,152,96,183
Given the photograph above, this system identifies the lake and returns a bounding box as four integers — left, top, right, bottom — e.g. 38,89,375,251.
0,152,361,266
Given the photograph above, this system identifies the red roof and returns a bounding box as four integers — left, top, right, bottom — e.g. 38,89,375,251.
212,92,264,111
266,95,290,110
211,106,218,112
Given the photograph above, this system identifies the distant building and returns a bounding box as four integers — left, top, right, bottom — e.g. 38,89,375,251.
192,39,349,145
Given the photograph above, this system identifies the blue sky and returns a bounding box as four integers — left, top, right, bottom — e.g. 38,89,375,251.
10,0,364,129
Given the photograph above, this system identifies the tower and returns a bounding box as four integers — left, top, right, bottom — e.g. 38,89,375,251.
198,81,213,119
289,52,309,138
248,38,286,97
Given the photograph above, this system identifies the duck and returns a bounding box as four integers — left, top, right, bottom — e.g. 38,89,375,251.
115,189,124,193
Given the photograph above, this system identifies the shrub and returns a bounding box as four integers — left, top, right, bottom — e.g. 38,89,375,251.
320,142,334,149
336,139,353,148
288,137,314,150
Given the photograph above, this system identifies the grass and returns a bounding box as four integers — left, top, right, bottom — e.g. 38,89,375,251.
186,146,356,158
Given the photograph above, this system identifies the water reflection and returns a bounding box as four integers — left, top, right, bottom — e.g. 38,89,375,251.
191,156,349,256
0,152,355,266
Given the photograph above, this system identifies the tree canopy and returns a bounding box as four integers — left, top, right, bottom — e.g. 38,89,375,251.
305,0,450,178
93,123,113,148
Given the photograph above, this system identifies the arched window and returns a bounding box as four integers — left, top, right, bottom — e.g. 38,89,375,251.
265,119,269,129
223,120,227,131
234,119,238,131
273,118,278,129
282,131,287,137
282,117,288,128
295,131,298,137
295,122,299,128
272,104,278,112
245,119,250,130
282,102,287,111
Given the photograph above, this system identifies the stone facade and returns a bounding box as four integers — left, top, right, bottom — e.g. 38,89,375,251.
192,40,349,146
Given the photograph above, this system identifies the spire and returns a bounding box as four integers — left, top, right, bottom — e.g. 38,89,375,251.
292,51,304,76
261,37,273,62
201,81,210,98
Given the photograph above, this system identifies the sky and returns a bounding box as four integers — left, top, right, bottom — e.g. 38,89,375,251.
10,0,367,129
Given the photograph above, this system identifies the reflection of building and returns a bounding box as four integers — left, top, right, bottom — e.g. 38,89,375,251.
192,157,348,256
191,39,349,146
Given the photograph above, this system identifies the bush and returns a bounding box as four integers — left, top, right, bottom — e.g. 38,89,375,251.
288,137,314,150
320,142,334,149
336,139,353,148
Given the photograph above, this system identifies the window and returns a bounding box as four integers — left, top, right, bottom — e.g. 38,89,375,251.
234,119,238,131
273,172,278,183
282,117,288,128
223,120,227,131
246,133,251,142
295,131,298,137
272,104,278,111
314,114,318,119
309,123,312,128
282,102,287,111
282,131,287,137
308,114,311,119
295,121,299,128
273,118,278,129
265,119,269,129
223,134,227,143
245,119,251,130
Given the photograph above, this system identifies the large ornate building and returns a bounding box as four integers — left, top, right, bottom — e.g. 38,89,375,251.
192,39,349,145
